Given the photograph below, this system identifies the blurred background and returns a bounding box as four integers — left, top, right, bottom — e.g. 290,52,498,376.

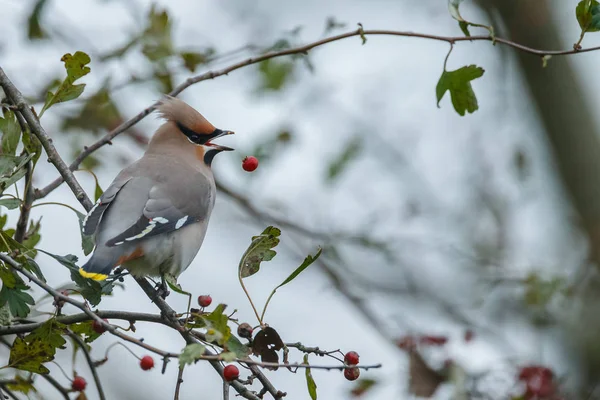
2,0,600,398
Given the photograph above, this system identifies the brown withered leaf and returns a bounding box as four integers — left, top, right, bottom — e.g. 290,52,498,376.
251,327,284,371
408,349,445,398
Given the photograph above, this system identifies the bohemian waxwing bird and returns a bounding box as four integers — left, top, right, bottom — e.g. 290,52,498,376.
79,96,234,283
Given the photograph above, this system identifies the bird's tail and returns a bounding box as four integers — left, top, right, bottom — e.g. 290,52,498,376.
79,255,114,281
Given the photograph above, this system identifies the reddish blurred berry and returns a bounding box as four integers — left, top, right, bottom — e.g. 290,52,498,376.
71,376,87,392
198,295,212,308
242,156,259,172
140,355,155,371
396,335,416,351
92,318,109,334
419,335,448,346
223,365,239,381
344,367,360,381
344,351,360,366
464,330,474,342
518,365,555,399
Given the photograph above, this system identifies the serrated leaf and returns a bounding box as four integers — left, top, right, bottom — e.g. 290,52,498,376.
27,0,49,39
0,265,18,288
0,109,22,156
576,0,600,32
39,51,91,117
75,211,94,256
436,65,485,116
179,343,206,367
304,354,318,400
7,337,51,374
202,304,231,346
327,137,361,182
239,226,281,278
0,285,35,318
25,319,67,350
0,198,21,210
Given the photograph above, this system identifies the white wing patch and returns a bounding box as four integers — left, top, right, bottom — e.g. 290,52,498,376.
82,200,101,233
175,216,188,229
121,217,169,243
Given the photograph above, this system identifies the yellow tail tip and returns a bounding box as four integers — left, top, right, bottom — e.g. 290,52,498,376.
78,268,108,281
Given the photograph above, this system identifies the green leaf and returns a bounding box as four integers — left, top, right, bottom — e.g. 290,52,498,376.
27,0,49,39
349,378,378,397
239,226,281,278
202,304,231,346
448,0,466,21
0,265,18,288
304,354,318,400
6,375,37,394
0,109,22,156
576,0,600,32
39,51,91,117
41,251,112,306
21,128,42,165
164,273,190,296
141,5,173,61
75,211,95,256
94,181,103,203
24,258,45,282
0,285,35,318
61,85,121,134
225,335,251,358
323,16,347,35
276,248,322,289
436,65,485,116
25,319,67,350
99,36,140,61
327,137,361,182
0,303,11,326
180,49,215,72
459,21,471,37
7,337,52,374
179,343,206,367
0,198,21,210
258,59,294,91
70,321,102,343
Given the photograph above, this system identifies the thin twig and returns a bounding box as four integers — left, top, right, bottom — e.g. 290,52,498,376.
67,330,106,400
0,310,168,335
14,161,34,243
174,365,184,400
0,67,92,210
39,371,70,400
249,365,286,399
33,27,600,200
223,380,230,400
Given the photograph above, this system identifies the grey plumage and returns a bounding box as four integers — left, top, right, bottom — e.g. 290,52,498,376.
79,96,234,281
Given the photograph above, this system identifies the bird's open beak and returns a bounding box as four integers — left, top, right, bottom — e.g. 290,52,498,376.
205,129,234,151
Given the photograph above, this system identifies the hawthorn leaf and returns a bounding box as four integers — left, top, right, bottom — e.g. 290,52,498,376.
70,321,102,343
239,226,281,278
226,335,251,358
179,343,206,367
277,248,322,290
448,0,465,21
258,59,294,91
164,273,189,296
6,375,36,394
252,327,284,370
39,51,91,117
202,304,231,346
349,378,378,397
27,0,49,39
0,109,22,156
8,337,52,374
0,285,35,318
436,65,485,116
304,354,318,400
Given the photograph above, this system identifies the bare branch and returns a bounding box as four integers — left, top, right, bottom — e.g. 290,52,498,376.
33,27,600,199
174,365,184,400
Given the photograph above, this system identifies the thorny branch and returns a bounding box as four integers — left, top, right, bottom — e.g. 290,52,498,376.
32,27,600,200
67,330,106,400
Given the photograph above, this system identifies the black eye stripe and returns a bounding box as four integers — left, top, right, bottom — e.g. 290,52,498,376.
175,122,222,145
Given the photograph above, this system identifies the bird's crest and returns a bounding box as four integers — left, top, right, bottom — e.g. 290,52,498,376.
156,95,215,134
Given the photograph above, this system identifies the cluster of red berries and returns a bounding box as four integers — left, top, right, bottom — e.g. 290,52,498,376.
343,351,360,381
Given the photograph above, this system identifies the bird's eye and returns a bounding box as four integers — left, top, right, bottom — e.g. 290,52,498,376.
190,134,200,143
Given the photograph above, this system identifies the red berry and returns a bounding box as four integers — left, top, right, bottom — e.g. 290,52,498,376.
396,335,416,351
518,365,555,399
344,367,360,381
140,355,154,371
92,318,108,334
223,365,239,381
71,376,87,392
242,156,259,172
237,323,253,339
198,295,212,308
344,351,360,366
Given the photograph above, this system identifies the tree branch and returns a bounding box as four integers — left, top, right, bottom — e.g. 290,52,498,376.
0,67,93,211
67,330,106,400
0,311,169,335
32,27,600,200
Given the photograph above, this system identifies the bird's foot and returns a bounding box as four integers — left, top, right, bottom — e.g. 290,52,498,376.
154,277,170,299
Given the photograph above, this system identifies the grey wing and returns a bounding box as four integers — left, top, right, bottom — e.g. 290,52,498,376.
105,171,214,247
82,173,133,236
